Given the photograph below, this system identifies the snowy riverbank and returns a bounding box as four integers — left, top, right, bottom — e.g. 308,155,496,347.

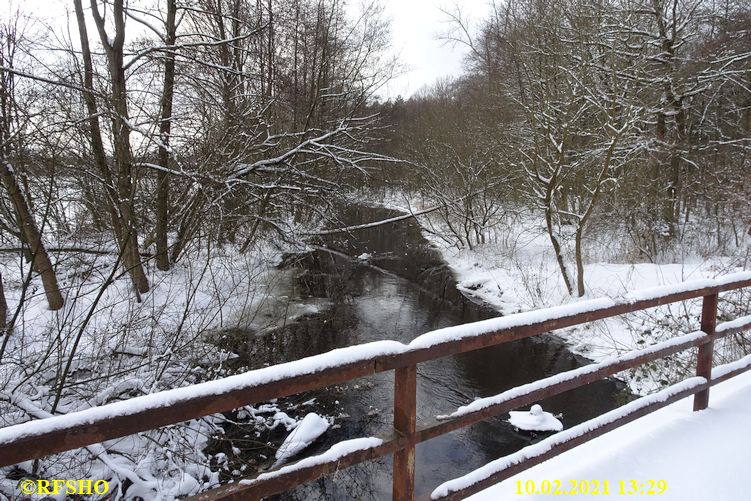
377,192,750,394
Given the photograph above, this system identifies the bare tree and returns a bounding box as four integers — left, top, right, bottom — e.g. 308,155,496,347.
0,13,64,310
0,271,6,335
441,0,649,295
0,161,64,310
73,0,150,295
392,79,512,250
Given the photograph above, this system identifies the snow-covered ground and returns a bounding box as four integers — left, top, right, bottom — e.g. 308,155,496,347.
467,369,751,501
443,253,749,394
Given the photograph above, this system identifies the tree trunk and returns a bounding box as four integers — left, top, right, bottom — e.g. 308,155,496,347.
575,226,585,297
73,0,123,245
0,271,7,335
545,205,575,296
171,193,206,263
155,0,177,272
0,160,64,310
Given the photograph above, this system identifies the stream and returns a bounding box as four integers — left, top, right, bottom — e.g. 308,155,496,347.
215,204,629,500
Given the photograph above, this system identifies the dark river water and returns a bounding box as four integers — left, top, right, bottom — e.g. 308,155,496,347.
214,205,628,500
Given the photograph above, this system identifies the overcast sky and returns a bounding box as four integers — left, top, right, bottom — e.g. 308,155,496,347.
379,0,491,99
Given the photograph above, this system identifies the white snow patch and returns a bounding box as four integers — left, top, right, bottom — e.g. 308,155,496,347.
242,437,383,484
467,371,751,501
508,404,562,432
274,413,330,466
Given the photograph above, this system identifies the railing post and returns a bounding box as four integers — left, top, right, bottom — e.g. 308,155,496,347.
693,293,718,411
393,364,417,501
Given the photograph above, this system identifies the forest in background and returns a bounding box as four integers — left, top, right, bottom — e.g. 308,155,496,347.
0,0,749,498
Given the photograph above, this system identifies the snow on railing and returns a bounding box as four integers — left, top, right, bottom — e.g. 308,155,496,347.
409,298,616,349
712,354,751,381
621,271,751,303
4,272,751,449
439,330,707,420
716,314,751,334
247,437,383,483
0,340,405,446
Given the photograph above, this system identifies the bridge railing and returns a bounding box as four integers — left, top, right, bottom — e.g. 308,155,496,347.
1,273,751,501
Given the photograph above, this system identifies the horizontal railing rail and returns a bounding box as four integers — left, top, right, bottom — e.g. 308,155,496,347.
1,272,750,501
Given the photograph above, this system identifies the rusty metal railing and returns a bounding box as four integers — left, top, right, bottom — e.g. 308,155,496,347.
1,273,750,501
